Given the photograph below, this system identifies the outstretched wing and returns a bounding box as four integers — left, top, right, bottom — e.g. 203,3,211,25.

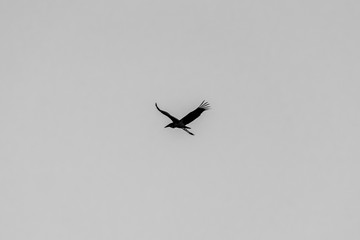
155,103,179,123
180,101,210,125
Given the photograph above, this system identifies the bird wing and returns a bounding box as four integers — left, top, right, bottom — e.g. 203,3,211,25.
180,101,210,125
155,103,179,123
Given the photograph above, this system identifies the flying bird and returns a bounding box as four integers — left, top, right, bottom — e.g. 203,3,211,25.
155,101,210,136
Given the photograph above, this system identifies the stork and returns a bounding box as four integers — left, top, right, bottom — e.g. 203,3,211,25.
155,101,210,136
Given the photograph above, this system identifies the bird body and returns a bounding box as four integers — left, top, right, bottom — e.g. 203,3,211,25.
155,101,210,136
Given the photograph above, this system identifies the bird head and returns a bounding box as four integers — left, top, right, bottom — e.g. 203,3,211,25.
165,123,174,128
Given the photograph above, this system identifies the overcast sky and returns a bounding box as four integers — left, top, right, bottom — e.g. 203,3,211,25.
1,0,359,239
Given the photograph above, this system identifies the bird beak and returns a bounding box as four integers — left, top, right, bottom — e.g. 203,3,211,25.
165,124,170,128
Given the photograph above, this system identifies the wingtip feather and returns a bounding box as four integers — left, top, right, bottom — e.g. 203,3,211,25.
199,100,210,110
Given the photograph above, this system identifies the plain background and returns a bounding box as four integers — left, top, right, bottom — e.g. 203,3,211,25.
1,0,359,239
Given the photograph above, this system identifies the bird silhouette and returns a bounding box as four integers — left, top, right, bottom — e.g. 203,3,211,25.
155,101,210,136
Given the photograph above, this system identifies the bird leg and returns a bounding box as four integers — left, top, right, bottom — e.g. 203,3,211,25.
182,128,194,136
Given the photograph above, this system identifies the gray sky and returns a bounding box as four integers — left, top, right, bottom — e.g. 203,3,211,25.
1,0,359,239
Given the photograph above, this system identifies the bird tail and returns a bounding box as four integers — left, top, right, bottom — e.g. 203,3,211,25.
183,128,194,136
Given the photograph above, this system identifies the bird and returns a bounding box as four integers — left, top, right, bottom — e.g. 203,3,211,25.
155,101,210,136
